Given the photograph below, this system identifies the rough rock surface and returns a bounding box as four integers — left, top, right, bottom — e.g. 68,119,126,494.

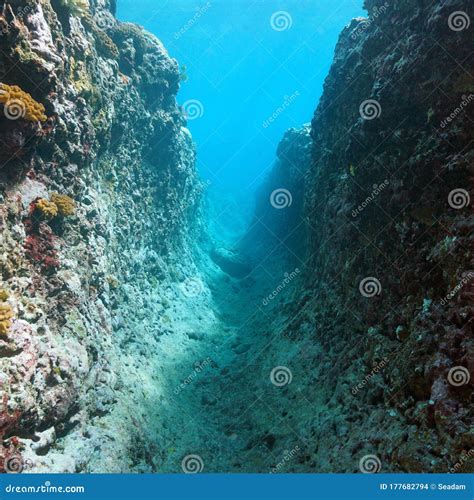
0,0,204,472
210,247,251,279
241,125,312,265
0,0,472,475
260,0,473,472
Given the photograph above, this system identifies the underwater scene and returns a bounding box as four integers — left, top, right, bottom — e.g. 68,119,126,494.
0,0,472,475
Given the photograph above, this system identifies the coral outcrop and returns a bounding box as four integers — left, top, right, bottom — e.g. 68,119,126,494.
82,14,119,60
241,125,312,264
50,193,76,216
0,0,201,472
0,303,14,335
251,0,473,473
59,0,89,18
35,198,59,218
0,83,47,123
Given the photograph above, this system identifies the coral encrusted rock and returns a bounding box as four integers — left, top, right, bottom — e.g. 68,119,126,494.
0,0,201,473
259,0,473,473
0,83,47,122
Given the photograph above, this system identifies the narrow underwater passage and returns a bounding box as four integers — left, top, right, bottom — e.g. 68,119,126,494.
113,0,366,472
117,0,366,240
152,245,311,472
1,0,471,477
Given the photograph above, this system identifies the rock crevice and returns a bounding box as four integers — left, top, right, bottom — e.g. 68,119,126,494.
0,0,472,474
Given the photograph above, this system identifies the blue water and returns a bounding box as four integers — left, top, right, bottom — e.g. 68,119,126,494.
117,0,364,237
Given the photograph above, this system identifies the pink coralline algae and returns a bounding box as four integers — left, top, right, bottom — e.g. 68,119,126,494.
24,222,60,272
0,394,23,473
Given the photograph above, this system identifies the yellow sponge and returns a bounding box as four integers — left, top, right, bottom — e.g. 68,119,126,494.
0,83,47,122
51,194,76,216
36,198,58,218
0,303,14,336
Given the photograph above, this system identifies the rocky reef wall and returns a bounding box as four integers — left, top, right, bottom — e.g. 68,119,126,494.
0,0,472,475
0,0,202,472
268,0,473,472
240,125,312,266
